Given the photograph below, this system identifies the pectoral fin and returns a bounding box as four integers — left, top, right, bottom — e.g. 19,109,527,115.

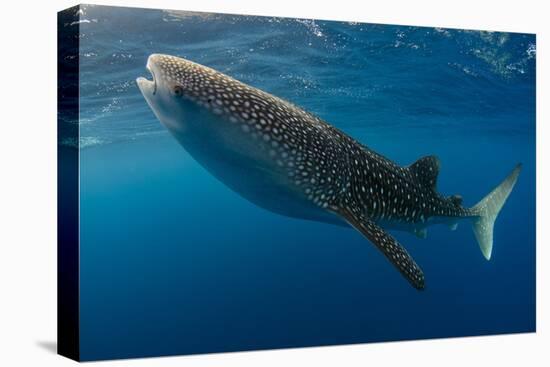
331,205,425,290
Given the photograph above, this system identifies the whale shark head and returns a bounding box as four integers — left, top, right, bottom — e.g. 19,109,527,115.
136,53,302,164
136,54,234,135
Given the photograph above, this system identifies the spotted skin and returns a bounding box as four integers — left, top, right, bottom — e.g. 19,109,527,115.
137,54,520,290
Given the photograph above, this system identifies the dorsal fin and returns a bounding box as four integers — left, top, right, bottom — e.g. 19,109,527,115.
408,155,440,190
449,194,463,206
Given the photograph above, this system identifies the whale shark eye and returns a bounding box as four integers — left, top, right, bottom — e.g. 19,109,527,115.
173,85,183,96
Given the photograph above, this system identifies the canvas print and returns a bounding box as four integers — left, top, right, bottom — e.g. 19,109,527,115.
58,4,536,361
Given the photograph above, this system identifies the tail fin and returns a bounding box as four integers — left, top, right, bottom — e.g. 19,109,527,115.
471,164,522,260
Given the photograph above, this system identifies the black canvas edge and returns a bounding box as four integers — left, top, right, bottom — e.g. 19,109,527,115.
57,4,81,362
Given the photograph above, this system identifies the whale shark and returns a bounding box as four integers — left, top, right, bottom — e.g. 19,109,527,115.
137,54,521,290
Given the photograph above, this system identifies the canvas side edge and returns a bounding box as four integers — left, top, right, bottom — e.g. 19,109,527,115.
57,4,81,362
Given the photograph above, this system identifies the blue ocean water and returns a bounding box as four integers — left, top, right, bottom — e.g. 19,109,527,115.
73,4,535,361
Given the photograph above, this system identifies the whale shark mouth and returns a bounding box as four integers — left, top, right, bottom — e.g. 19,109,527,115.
136,60,157,95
